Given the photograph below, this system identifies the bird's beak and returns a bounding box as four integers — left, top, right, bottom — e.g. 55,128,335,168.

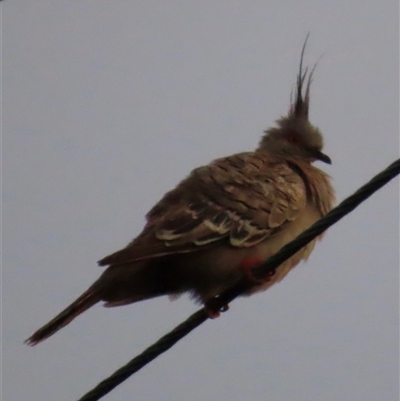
310,149,332,164
316,151,332,164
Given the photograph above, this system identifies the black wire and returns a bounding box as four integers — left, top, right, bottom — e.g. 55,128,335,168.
77,158,400,401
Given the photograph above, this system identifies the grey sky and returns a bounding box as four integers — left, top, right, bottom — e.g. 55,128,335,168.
4,2,399,401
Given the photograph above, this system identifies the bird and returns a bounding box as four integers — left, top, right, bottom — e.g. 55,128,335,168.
26,37,335,346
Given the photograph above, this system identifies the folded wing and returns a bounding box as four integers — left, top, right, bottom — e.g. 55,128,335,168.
98,152,307,266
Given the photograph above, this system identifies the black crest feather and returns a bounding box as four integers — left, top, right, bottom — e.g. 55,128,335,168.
290,33,318,120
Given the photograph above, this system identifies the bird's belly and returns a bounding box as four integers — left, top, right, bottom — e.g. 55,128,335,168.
172,203,322,301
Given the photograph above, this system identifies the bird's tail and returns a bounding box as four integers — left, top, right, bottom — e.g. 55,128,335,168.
25,287,101,346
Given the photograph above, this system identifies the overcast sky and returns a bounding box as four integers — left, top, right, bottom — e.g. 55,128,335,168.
4,2,399,401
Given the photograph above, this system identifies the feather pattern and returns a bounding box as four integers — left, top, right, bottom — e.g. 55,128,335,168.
98,153,312,266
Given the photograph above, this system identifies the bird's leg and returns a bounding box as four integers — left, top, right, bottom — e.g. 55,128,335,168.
204,297,230,319
240,258,266,286
204,258,277,318
240,257,277,286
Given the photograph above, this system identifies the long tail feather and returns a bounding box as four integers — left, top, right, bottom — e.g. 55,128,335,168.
25,288,100,346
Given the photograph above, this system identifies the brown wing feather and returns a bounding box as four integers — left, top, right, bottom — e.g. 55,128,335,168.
98,152,307,267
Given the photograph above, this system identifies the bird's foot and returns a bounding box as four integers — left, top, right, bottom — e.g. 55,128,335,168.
240,257,277,286
204,297,229,319
240,258,265,286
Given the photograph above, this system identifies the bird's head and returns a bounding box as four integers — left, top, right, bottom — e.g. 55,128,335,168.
258,36,331,165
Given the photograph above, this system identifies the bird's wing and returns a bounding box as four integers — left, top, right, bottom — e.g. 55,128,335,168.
98,152,307,266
